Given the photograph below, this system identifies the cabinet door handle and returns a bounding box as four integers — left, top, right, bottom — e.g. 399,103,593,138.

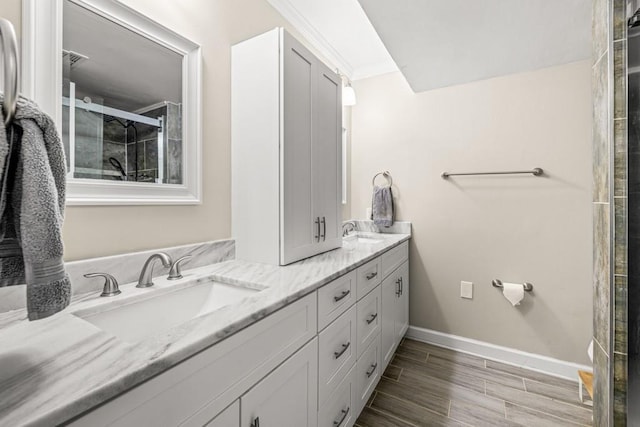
321,216,326,241
314,217,320,242
334,289,351,302
366,313,378,324
251,416,260,427
395,278,401,297
334,342,351,359
333,407,350,427
366,271,378,280
366,362,378,378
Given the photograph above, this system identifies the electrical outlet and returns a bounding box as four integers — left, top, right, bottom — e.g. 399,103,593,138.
461,281,473,299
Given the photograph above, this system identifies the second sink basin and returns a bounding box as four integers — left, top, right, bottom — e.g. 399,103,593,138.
74,280,259,342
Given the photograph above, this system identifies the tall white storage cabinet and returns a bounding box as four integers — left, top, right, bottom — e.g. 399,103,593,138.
232,28,342,265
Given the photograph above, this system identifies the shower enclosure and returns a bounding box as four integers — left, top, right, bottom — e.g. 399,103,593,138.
61,82,182,184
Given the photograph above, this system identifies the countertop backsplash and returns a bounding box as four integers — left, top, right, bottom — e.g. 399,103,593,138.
0,239,235,314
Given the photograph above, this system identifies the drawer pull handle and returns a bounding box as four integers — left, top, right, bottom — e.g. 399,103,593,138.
366,362,378,378
334,289,351,302
334,342,351,359
366,271,378,280
251,416,260,427
321,216,326,241
366,313,378,324
333,407,350,427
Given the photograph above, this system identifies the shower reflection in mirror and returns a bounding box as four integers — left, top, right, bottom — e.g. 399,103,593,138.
61,0,183,184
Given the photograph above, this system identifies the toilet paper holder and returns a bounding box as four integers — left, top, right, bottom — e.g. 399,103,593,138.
492,279,533,292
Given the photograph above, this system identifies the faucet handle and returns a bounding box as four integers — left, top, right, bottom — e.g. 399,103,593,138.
84,273,121,297
168,255,192,280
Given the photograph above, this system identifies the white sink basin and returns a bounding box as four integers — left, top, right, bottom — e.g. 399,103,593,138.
75,280,259,342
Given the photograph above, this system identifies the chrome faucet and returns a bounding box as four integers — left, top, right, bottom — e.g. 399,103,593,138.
342,221,356,237
137,252,172,288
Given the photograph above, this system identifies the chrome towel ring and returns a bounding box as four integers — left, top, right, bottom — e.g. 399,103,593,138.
372,171,392,187
0,18,19,126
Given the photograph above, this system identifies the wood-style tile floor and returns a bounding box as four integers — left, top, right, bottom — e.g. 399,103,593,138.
355,339,593,427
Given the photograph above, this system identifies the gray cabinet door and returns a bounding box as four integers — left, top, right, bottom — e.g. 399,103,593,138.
281,32,317,265
241,339,318,427
313,61,342,254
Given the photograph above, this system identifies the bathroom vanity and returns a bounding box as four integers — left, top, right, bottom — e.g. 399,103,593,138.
0,228,410,426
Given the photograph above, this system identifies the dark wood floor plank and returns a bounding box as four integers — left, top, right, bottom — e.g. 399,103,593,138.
355,406,416,427
371,391,466,427
486,381,593,425
376,377,451,416
392,354,485,393
485,360,578,389
524,378,592,409
505,402,592,426
449,399,521,427
402,339,485,368
427,354,526,391
382,364,402,381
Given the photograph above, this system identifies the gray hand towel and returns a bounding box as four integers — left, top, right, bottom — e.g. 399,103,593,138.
371,185,394,227
0,95,71,320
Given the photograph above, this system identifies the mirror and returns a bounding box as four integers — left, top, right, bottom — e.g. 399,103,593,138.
23,0,202,204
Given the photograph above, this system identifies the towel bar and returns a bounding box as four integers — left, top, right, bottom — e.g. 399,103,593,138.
441,168,543,179
492,279,533,292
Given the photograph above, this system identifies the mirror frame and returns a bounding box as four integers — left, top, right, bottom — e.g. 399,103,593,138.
22,0,202,205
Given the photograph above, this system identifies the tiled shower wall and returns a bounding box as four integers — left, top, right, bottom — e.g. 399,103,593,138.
592,0,628,425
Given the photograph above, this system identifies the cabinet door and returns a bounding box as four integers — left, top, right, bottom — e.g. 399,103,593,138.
205,400,239,427
313,61,342,253
395,261,409,342
380,272,399,369
281,32,317,265
241,338,318,427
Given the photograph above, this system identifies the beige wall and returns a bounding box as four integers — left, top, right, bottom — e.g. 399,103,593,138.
350,62,593,364
4,0,351,261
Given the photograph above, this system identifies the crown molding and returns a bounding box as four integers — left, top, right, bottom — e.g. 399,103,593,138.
267,0,355,78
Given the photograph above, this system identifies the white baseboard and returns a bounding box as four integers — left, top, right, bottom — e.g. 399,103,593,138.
406,325,592,381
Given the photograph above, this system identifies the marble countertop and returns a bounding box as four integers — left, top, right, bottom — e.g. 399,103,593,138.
0,232,410,426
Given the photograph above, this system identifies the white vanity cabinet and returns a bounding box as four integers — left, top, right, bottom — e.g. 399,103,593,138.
69,241,408,427
232,28,342,266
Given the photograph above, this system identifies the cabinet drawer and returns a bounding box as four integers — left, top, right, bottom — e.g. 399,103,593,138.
381,241,408,279
356,257,381,299
318,305,357,407
356,334,381,414
72,293,317,427
317,364,356,427
318,271,356,331
356,285,381,358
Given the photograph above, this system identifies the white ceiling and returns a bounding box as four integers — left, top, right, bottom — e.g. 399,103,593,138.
269,0,591,92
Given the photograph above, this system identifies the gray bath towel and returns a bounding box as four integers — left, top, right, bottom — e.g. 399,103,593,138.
0,95,71,320
371,185,394,227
